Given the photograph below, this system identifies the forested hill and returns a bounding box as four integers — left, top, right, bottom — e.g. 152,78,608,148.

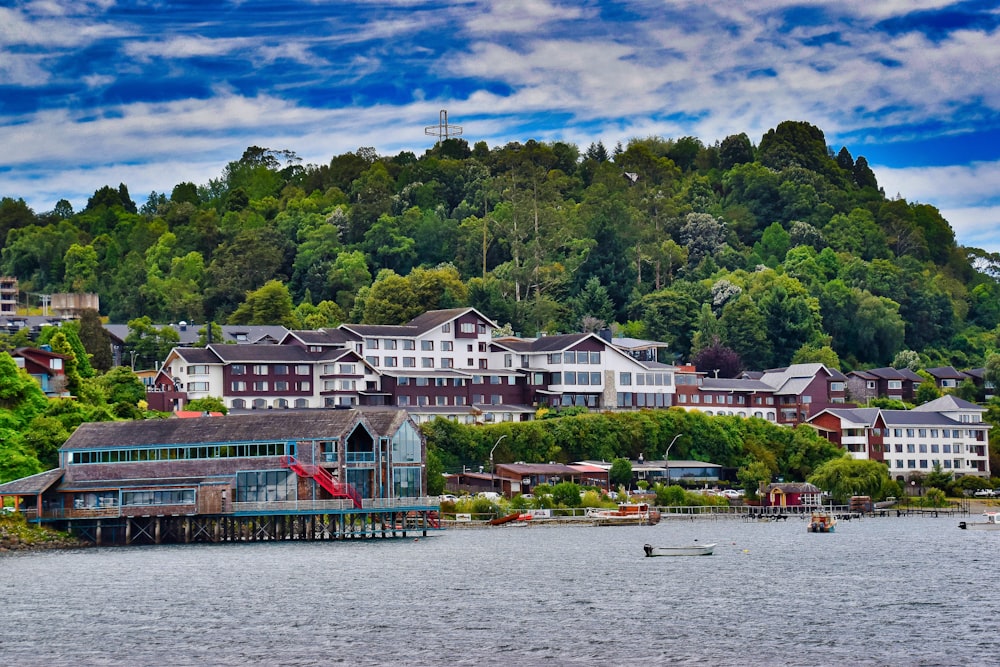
2,120,999,373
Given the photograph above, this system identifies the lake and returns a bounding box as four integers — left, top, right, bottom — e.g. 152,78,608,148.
2,514,998,666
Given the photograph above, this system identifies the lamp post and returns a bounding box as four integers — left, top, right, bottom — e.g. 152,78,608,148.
665,433,682,488
490,435,506,494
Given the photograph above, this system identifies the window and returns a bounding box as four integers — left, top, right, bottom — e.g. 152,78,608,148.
188,382,209,392
504,354,512,368
252,381,268,391
403,357,416,367
441,322,451,333
274,364,288,375
397,377,410,386
365,338,379,349
421,358,434,368
888,380,902,390
252,365,268,375
383,339,397,350
365,356,379,366
441,358,454,369
187,365,210,374
460,322,475,333
441,341,453,352
590,352,601,364
231,364,246,375
384,357,397,367
548,353,562,364
421,340,434,351
830,382,844,391
296,381,310,391
403,340,415,350
620,372,632,386
339,364,355,374
231,381,246,392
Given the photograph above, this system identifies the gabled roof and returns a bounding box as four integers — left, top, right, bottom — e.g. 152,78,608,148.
855,366,924,382
0,468,64,496
924,366,966,380
808,407,881,426
339,308,497,339
700,378,774,392
167,347,220,364
911,395,984,413
204,344,317,363
59,409,412,450
759,363,835,394
281,329,357,346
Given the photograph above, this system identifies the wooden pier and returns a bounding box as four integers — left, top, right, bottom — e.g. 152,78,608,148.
31,500,441,546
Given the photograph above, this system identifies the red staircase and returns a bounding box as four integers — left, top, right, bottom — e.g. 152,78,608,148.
284,456,362,509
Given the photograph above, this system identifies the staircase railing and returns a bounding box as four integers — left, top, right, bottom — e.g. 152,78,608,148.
284,456,362,509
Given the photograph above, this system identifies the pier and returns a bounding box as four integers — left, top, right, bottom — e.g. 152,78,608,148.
20,498,441,546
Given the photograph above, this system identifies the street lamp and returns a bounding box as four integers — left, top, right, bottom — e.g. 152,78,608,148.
665,433,682,488
490,435,506,494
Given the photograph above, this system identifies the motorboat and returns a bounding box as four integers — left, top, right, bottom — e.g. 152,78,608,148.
807,511,836,533
643,542,715,557
959,511,1000,530
588,502,661,526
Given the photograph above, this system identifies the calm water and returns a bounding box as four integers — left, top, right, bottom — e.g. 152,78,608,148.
2,515,998,666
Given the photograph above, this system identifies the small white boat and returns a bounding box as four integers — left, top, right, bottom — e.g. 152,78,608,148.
643,542,715,557
959,511,1000,530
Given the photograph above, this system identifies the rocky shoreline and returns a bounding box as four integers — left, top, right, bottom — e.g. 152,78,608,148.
0,514,90,553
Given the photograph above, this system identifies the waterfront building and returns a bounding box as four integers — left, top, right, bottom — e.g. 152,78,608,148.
846,366,925,403
807,395,992,480
0,409,438,544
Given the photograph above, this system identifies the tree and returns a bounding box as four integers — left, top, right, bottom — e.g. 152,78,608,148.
737,460,771,499
609,457,633,488
228,279,296,326
97,367,147,407
184,396,228,415
692,339,743,378
77,309,113,372
808,456,890,504
48,331,83,396
892,350,922,371
718,133,754,170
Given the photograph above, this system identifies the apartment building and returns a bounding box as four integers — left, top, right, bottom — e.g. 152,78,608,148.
807,395,992,480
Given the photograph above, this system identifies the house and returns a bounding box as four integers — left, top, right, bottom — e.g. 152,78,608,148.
493,462,610,497
580,458,722,488
12,346,70,397
807,396,992,481
756,364,849,425
846,367,924,403
761,482,823,508
0,408,437,544
924,366,968,391
673,365,778,421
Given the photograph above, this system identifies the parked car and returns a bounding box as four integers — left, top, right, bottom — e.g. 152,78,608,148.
477,491,502,501
973,489,997,498
720,489,744,499
439,494,458,502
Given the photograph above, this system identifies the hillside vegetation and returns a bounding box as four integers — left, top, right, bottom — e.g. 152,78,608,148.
2,119,1000,484
1,120,997,374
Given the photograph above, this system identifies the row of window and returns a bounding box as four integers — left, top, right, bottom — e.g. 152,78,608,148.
893,459,966,469
122,489,196,506
366,356,461,368
894,443,967,454
676,393,747,405
365,338,471,351
231,381,310,392
69,442,290,464
878,427,980,438
546,351,602,365
230,364,310,376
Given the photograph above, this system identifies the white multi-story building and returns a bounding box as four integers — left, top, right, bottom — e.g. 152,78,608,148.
808,395,991,480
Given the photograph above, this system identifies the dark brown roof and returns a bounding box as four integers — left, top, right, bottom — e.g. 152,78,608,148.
59,409,412,451
0,468,64,495
206,344,317,363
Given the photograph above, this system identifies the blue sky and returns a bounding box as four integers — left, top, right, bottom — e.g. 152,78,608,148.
2,0,999,253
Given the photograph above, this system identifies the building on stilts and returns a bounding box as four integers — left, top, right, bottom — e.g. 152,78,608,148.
0,408,440,545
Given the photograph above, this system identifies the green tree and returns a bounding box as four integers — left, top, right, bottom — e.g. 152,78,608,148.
808,456,890,504
228,279,296,326
737,460,771,499
184,396,228,415
77,309,113,372
97,367,147,406
48,331,83,396
609,458,633,488
550,481,582,507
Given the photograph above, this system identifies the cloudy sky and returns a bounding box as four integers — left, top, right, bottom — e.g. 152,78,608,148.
2,0,999,252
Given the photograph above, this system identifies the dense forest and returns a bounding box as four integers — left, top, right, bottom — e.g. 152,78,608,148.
3,119,1000,375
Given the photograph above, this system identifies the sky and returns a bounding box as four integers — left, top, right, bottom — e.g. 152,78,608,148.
2,0,999,254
